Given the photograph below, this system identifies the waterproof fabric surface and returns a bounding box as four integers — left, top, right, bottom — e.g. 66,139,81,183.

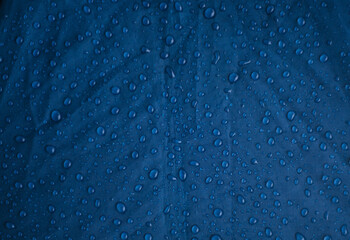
0,0,350,240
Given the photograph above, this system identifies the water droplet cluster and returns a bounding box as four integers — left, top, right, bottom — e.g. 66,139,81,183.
0,0,349,239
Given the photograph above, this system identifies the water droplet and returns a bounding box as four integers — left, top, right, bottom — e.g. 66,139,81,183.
97,126,106,136
5,222,15,229
251,71,260,80
148,169,159,180
116,202,126,213
287,111,296,121
210,234,222,240
228,72,239,83
295,232,306,240
63,159,72,169
142,16,151,26
297,17,306,26
51,110,62,122
320,54,329,63
213,208,223,218
204,8,216,19
265,179,274,189
191,224,200,234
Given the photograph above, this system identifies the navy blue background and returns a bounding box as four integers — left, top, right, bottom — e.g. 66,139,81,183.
0,0,349,239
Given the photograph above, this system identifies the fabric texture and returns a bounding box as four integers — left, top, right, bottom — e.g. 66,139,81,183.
0,0,349,239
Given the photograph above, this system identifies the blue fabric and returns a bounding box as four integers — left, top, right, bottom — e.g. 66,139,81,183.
0,0,349,239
